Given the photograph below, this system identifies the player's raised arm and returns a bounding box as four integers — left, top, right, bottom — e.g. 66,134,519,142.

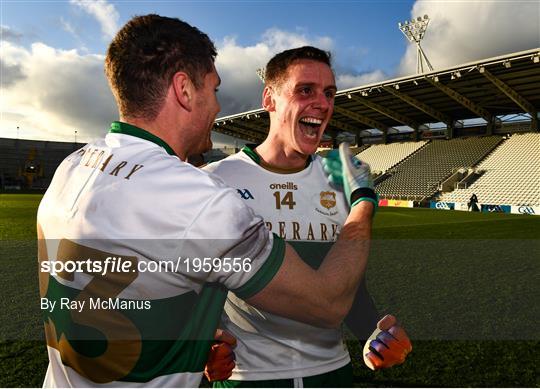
247,143,377,328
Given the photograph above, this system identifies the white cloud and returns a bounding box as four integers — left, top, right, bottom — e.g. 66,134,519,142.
336,70,387,90
69,0,120,40
2,27,344,143
214,35,270,115
215,28,336,115
1,41,116,142
4,2,538,145
0,59,26,87
0,27,391,143
260,28,334,53
215,28,376,116
399,0,540,75
1,25,23,42
60,17,78,39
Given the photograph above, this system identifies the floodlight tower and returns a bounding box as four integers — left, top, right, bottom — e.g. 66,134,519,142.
256,67,266,83
399,15,434,74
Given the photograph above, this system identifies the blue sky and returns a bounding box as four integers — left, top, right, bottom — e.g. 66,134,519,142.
1,0,538,146
3,1,411,70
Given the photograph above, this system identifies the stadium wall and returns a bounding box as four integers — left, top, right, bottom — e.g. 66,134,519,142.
429,201,539,216
0,137,85,190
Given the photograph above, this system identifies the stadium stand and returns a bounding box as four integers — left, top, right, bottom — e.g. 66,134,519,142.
2,133,537,208
316,144,370,157
439,132,540,206
214,49,540,144
374,136,503,200
0,138,84,190
355,140,427,174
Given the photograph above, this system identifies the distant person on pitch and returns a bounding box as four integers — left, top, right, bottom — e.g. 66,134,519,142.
469,193,479,212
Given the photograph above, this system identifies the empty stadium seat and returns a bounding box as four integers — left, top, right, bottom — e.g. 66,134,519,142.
439,133,540,206
374,136,503,200
356,141,427,174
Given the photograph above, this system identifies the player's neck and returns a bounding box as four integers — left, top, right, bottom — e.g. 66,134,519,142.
121,113,188,160
255,139,309,173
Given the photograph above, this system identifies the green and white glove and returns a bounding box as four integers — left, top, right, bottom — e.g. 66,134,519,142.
322,142,378,210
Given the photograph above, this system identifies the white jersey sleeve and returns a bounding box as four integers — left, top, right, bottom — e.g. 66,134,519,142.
183,186,285,296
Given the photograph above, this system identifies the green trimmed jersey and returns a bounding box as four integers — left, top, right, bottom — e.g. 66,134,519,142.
204,147,350,380
37,123,284,387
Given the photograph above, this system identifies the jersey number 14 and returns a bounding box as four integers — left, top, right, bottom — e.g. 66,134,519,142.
273,191,296,210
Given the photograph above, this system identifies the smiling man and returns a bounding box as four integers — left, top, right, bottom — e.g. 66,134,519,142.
255,48,337,170
205,47,411,387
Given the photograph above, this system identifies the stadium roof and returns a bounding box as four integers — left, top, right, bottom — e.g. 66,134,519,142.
213,48,540,143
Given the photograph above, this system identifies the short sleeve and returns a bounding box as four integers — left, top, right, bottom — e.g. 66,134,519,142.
184,187,285,298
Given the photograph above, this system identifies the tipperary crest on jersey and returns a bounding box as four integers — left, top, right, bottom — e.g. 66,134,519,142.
320,191,336,209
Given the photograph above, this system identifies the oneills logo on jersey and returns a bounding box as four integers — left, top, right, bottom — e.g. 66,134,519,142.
69,147,144,180
320,191,336,210
269,182,298,190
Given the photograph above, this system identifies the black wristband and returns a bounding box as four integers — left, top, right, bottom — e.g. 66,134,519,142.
351,187,377,205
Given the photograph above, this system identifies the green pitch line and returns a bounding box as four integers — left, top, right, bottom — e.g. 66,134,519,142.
0,195,538,387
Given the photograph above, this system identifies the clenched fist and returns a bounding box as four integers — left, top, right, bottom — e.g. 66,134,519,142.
204,329,237,382
363,314,412,370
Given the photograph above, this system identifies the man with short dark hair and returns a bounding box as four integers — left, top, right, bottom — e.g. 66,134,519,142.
205,46,411,387
38,17,379,387
105,14,218,122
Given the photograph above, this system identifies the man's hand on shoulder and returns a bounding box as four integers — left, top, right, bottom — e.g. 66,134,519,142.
204,329,237,382
363,314,412,370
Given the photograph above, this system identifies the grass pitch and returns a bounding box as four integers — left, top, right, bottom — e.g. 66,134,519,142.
0,194,538,387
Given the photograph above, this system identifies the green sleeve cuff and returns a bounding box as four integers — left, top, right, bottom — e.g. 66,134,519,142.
233,234,285,299
351,194,379,216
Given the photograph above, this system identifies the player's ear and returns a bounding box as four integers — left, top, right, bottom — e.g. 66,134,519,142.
172,71,194,112
262,86,276,112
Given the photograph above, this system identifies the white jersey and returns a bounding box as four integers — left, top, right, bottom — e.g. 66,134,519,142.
204,147,350,380
37,122,284,387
